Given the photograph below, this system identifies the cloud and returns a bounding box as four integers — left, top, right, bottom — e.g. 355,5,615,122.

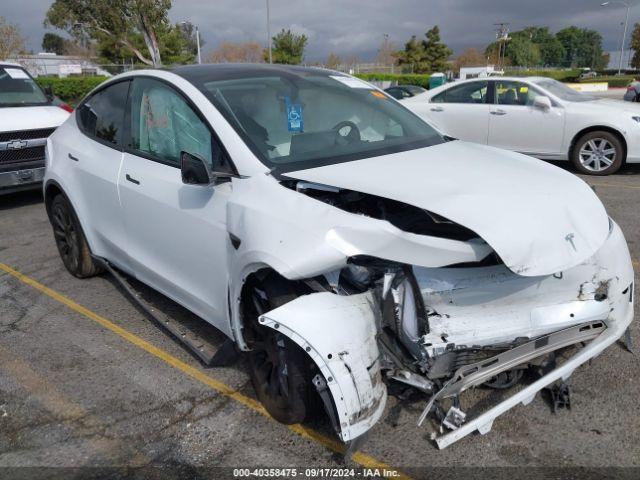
5,0,636,62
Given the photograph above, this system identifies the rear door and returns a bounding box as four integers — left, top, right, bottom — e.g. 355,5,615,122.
487,79,565,156
424,80,491,144
63,80,132,271
118,77,235,332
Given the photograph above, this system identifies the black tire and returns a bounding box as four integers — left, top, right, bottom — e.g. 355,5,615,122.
50,194,102,278
245,276,316,424
570,130,624,176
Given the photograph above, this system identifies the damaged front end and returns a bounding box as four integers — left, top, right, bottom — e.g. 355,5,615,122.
258,210,634,448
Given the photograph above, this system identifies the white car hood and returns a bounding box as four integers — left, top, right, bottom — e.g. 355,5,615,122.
283,141,610,277
0,105,69,132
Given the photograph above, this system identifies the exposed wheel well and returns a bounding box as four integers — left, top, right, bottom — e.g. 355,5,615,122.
570,126,627,163
239,269,306,327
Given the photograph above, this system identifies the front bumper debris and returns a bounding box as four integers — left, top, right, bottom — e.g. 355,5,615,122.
427,303,632,449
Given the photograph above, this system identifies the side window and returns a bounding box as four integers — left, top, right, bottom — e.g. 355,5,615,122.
431,81,488,104
77,81,130,146
129,78,224,169
496,81,540,106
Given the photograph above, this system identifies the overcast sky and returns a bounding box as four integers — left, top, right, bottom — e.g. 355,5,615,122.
5,0,639,62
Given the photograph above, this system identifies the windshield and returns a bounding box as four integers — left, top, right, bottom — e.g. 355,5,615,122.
193,71,443,172
0,66,48,107
533,78,596,102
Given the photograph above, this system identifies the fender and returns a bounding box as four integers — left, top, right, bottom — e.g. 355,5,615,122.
258,291,387,442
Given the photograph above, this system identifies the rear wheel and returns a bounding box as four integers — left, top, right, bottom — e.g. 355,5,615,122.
244,276,316,424
571,131,623,175
50,194,102,278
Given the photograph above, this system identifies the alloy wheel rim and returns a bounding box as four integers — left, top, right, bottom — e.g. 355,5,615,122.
578,138,616,172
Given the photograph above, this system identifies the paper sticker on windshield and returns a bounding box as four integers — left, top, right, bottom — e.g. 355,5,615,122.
4,68,29,79
285,100,303,132
330,75,372,89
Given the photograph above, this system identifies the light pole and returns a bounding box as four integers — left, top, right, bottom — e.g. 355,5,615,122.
266,0,272,64
195,25,201,64
180,21,201,64
601,1,634,74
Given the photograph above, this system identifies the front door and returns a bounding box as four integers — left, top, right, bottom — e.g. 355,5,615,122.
487,80,565,156
118,77,234,334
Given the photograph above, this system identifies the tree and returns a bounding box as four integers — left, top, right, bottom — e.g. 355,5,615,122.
208,41,264,63
453,48,486,74
398,26,451,73
266,29,307,64
325,52,341,69
0,16,26,60
421,26,452,72
506,34,541,67
556,26,605,69
42,32,67,55
45,0,171,66
631,23,640,69
397,35,426,72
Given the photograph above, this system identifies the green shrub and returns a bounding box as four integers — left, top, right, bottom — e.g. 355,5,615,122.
36,76,109,105
579,75,635,88
503,69,581,82
354,73,431,88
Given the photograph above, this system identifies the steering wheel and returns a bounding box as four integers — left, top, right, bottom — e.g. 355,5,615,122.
332,121,361,146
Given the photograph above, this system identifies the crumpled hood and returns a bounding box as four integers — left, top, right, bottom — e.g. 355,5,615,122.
284,141,609,277
0,106,69,132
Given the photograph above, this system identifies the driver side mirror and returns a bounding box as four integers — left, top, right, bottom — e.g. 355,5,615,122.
533,95,552,110
180,151,236,185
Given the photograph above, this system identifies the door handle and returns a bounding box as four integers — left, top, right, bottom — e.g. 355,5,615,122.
430,106,444,112
68,153,79,162
125,174,140,185
490,109,507,116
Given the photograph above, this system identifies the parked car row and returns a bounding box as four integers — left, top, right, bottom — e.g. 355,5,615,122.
401,76,639,175
36,64,634,449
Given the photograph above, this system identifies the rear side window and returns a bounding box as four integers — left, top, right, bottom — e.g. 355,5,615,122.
432,81,488,104
77,81,130,147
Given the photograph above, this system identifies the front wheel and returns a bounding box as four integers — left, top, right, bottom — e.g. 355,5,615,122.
571,131,624,175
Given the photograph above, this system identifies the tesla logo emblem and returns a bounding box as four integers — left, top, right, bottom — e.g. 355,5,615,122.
565,233,577,251
7,139,28,150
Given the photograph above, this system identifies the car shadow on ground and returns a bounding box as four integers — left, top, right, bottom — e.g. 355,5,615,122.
0,190,43,210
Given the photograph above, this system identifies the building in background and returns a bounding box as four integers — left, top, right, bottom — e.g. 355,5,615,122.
6,53,112,78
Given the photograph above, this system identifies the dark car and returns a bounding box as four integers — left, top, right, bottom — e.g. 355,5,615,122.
384,84,427,100
623,81,640,102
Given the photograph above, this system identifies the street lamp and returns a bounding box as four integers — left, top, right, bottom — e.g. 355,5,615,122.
601,0,634,74
180,21,201,65
266,0,272,64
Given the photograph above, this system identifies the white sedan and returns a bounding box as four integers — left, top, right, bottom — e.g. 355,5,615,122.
44,66,633,448
403,76,640,175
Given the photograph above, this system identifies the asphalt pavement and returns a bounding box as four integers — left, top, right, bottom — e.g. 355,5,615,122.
1,164,639,478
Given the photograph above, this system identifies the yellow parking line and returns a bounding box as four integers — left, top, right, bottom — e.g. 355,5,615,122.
0,262,409,478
